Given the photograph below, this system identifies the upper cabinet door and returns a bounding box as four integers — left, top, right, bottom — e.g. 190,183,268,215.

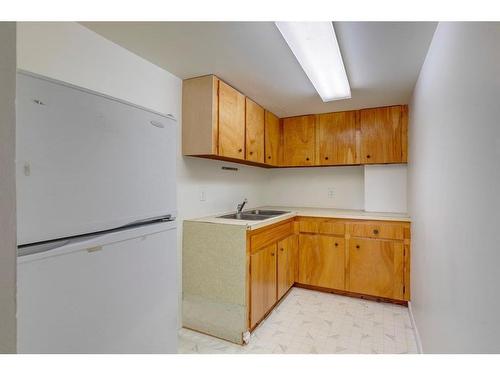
360,105,406,164
245,98,265,163
218,80,245,159
282,115,317,166
319,111,358,165
264,111,282,166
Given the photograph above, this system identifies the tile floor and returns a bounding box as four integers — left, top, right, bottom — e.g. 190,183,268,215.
179,287,419,354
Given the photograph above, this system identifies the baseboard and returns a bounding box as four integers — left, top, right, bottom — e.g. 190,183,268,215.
407,301,423,354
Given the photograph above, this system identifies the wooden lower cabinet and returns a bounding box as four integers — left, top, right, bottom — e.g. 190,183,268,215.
277,234,298,300
250,243,277,328
249,218,410,331
298,234,345,290
347,238,404,300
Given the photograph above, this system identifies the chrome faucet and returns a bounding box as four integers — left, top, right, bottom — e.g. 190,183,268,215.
237,198,248,213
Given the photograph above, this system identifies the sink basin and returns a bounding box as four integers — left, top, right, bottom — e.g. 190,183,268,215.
243,209,290,216
217,213,271,220
217,209,290,221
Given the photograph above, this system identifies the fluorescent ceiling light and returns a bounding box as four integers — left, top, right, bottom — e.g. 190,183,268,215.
275,22,351,102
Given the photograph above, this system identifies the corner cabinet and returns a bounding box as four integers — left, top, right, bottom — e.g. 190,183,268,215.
296,217,411,303
182,74,408,168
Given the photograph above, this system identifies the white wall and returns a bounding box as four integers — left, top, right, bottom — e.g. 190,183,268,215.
17,22,179,116
264,166,364,209
364,164,407,213
0,22,17,354
409,22,500,353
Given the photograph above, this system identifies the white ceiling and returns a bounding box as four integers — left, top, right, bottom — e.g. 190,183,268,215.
81,22,437,118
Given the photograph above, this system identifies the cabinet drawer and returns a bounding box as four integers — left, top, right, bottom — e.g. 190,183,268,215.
350,222,404,240
250,221,293,253
298,218,345,236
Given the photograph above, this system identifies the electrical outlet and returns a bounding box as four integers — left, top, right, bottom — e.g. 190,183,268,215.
327,187,335,199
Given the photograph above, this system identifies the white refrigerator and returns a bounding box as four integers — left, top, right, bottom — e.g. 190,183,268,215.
16,71,178,353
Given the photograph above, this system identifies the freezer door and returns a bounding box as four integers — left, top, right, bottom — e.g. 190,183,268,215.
17,222,178,353
16,72,177,245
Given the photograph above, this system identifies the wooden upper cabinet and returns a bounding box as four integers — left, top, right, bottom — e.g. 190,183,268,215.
282,115,317,166
319,111,358,165
245,98,265,163
264,110,282,166
348,238,404,300
360,105,407,164
298,234,345,290
183,75,408,168
250,243,277,328
182,75,219,156
218,80,245,159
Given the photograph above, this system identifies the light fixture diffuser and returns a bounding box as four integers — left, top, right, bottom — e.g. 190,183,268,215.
275,22,351,102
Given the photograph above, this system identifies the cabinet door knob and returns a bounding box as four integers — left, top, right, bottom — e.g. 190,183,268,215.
271,252,275,256
238,148,242,153
366,155,371,159
268,156,271,159
249,151,253,155
306,157,310,161
325,157,329,160
280,248,284,252
356,245,360,249
373,229,379,235
334,242,338,247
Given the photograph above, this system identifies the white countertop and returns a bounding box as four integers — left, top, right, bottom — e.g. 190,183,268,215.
185,206,411,230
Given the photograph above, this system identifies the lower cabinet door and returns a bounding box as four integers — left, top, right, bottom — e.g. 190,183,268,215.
277,234,298,300
250,243,277,328
348,238,404,300
298,234,345,290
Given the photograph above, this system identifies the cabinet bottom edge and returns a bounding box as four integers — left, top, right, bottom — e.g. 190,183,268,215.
294,283,409,306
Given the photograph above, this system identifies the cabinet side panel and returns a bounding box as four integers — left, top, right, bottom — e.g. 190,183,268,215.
182,221,247,344
182,75,217,155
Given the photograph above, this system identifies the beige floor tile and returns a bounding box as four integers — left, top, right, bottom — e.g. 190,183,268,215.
178,287,419,354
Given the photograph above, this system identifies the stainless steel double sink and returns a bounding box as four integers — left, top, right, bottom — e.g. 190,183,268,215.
217,209,290,221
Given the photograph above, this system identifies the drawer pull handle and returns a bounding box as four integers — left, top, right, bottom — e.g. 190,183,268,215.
334,243,338,247
238,148,243,153
356,245,360,249
325,157,329,160
373,229,379,235
306,157,310,161
366,155,371,159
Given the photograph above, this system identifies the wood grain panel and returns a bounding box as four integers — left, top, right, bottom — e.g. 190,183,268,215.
250,244,277,328
350,221,404,240
298,234,345,290
218,80,245,159
282,115,317,166
264,110,282,166
298,218,345,236
277,234,298,300
182,75,218,155
319,111,358,165
245,98,265,163
348,238,404,300
249,221,293,253
401,105,408,163
360,105,403,164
